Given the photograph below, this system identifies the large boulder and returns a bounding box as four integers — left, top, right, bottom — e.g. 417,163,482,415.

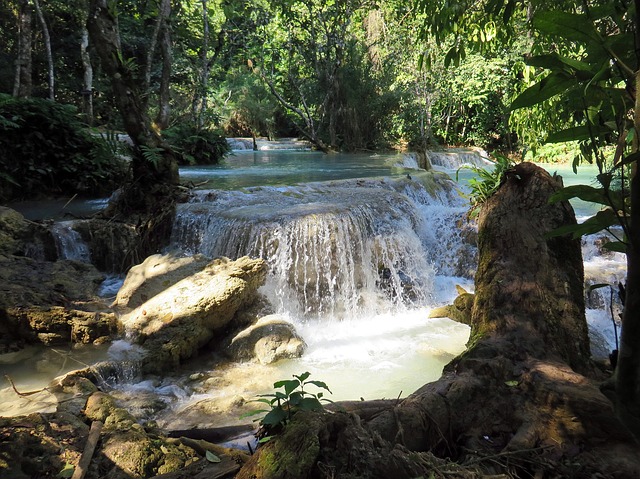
0,206,56,260
118,255,268,373
0,254,117,352
226,314,306,364
113,253,211,309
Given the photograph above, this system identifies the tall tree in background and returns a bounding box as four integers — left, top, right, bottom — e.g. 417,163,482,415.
32,0,54,100
13,0,32,98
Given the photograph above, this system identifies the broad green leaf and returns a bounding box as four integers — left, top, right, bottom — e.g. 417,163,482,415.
549,184,612,207
510,72,576,110
294,372,311,383
527,54,594,74
305,380,333,393
546,209,619,239
288,391,303,406
261,406,288,426
603,241,627,253
298,397,323,412
273,380,299,396
546,126,595,144
533,11,601,44
205,450,221,463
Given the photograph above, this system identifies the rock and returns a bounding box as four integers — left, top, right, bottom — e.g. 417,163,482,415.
0,255,117,351
113,252,211,310
0,206,56,260
429,287,474,325
119,255,268,373
227,314,306,364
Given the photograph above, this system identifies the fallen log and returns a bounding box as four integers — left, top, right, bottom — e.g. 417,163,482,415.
71,420,103,479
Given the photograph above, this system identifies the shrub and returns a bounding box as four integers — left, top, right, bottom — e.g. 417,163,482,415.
0,94,127,202
162,124,230,165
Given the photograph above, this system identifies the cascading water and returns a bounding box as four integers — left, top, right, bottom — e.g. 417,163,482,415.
171,179,445,318
51,221,91,262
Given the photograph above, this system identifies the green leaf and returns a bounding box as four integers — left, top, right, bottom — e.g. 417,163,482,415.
205,450,221,463
273,379,299,397
533,11,601,44
546,209,619,239
294,372,311,383
505,380,519,387
549,184,613,207
305,380,333,394
57,463,75,479
603,241,627,253
297,397,323,412
261,407,288,426
510,72,576,110
546,126,596,144
527,54,594,74
239,408,269,419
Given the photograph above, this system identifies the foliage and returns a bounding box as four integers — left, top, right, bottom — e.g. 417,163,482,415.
242,372,332,442
0,94,127,201
162,123,230,165
457,153,517,217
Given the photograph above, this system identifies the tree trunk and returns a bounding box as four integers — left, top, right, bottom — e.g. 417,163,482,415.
80,23,93,125
606,68,640,442
13,0,32,98
236,163,640,479
154,0,172,130
33,0,54,100
87,0,179,214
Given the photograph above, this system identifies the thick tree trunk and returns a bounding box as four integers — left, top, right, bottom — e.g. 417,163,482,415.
236,163,640,479
87,0,178,207
13,0,32,98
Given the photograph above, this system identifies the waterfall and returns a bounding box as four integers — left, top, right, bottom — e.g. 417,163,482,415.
51,221,91,263
427,148,492,169
170,176,470,319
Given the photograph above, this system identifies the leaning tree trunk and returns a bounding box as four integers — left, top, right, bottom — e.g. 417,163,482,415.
87,0,178,213
86,0,180,259
236,163,640,479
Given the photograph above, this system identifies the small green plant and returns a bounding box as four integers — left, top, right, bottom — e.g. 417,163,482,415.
456,153,516,217
242,372,332,442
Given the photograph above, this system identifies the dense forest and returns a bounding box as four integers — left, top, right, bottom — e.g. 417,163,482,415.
2,0,640,477
0,0,529,153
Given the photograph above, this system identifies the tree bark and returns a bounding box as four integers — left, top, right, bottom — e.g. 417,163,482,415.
33,0,54,100
13,0,32,98
237,163,640,479
80,23,94,125
154,0,173,130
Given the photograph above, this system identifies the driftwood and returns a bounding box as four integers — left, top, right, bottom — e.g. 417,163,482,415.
236,163,640,478
71,420,103,479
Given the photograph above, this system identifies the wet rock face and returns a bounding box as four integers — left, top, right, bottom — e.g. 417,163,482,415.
116,254,268,373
